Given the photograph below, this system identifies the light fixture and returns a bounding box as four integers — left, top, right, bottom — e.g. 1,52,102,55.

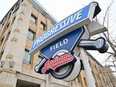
9,61,15,68
0,61,5,68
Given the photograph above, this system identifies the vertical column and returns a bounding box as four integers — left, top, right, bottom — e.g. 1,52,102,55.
0,59,17,87
41,81,46,87
0,1,32,87
0,72,17,87
46,74,51,87
80,48,96,87
1,2,32,72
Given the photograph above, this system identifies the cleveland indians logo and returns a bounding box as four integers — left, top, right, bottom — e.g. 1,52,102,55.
41,52,75,74
34,28,84,81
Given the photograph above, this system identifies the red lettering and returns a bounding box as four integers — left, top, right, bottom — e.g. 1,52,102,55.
41,52,74,74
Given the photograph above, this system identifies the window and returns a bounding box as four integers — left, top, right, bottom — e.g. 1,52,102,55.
13,6,19,13
6,32,11,41
27,29,35,40
40,22,46,30
1,37,4,42
30,14,37,23
23,49,31,64
12,16,16,25
0,37,4,46
14,0,20,13
7,23,10,28
0,51,4,60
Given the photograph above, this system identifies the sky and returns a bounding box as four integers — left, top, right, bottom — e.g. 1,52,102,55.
0,0,116,66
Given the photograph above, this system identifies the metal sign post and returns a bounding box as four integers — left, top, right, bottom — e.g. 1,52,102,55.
80,48,96,87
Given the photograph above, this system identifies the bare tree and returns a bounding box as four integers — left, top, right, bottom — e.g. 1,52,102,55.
102,0,116,55
96,0,116,73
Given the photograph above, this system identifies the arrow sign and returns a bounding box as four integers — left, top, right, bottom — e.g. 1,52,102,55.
40,27,84,59
29,2,101,55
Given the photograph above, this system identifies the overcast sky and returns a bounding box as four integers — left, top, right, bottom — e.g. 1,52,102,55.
0,0,115,21
0,0,116,65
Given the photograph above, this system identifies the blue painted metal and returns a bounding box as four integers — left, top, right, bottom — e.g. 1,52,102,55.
40,28,84,59
29,3,91,54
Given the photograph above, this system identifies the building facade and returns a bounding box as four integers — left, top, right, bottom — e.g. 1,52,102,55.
0,0,115,87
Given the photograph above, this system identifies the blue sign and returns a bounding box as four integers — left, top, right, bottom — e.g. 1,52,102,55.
29,2,99,55
40,28,84,59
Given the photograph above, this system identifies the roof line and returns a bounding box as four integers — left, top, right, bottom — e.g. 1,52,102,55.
0,0,18,24
0,0,58,25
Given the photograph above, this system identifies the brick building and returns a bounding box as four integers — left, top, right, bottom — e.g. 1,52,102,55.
0,0,115,87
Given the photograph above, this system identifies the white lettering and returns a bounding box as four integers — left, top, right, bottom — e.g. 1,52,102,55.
55,23,60,31
61,19,67,28
43,33,47,39
32,9,83,50
46,30,51,38
50,46,53,52
70,13,77,23
63,39,68,44
51,27,56,34
56,43,59,49
76,10,83,20
50,38,68,51
33,38,40,48
59,42,63,47
66,17,70,25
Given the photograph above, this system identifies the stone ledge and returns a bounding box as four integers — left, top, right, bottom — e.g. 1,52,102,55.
6,54,13,59
0,68,16,74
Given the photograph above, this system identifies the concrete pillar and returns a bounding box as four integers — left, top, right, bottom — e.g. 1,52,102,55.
1,1,32,72
0,60,17,87
46,74,51,87
0,72,17,87
41,81,46,87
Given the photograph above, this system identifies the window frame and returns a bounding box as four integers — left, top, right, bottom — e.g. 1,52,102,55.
30,14,37,24
23,49,31,64
40,22,46,30
27,29,35,41
0,37,4,46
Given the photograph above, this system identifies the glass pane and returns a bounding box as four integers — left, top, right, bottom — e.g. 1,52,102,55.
40,23,43,29
40,22,46,30
30,15,37,23
23,50,31,64
27,30,34,40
